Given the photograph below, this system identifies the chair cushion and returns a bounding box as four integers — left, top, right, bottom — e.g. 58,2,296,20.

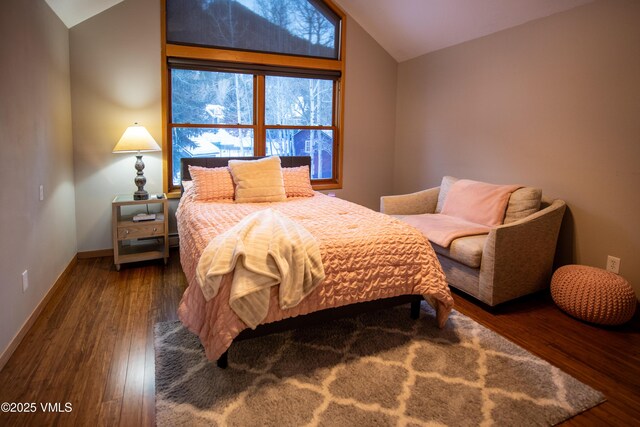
435,175,541,222
391,215,488,268
504,187,542,224
440,179,521,227
400,213,489,248
431,235,487,268
435,176,458,213
393,213,486,268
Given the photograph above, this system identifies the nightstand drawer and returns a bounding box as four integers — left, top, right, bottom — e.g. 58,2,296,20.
117,223,164,240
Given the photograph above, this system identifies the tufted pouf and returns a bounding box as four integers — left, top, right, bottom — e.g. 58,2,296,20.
551,265,637,325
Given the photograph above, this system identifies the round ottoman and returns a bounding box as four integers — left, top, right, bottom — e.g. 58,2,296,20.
551,265,637,325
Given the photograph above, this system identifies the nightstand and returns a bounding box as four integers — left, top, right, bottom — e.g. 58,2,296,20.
112,194,169,271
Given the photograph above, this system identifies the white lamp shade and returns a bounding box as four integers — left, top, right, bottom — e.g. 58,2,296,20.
113,123,161,153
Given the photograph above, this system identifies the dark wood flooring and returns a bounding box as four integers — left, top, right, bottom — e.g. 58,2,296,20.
0,251,638,426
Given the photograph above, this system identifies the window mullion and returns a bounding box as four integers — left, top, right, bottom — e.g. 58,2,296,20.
255,75,266,157
169,124,254,129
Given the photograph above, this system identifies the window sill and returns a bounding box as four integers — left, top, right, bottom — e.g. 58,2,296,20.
312,182,342,191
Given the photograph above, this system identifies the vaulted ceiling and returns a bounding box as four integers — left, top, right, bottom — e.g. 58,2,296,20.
334,0,594,62
44,0,124,28
45,0,593,62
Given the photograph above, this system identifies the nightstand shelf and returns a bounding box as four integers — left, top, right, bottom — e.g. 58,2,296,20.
112,194,169,270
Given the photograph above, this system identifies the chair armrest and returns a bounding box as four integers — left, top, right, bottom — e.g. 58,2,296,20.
479,199,567,305
380,187,440,215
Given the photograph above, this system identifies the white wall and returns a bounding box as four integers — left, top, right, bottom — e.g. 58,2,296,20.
70,0,162,252
0,0,76,356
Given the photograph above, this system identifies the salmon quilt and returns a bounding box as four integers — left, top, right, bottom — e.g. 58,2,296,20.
177,190,453,361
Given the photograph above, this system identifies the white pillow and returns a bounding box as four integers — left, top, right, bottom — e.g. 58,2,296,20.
228,156,286,203
435,176,459,213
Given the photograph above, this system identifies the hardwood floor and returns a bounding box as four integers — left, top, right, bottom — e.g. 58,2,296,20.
0,251,638,426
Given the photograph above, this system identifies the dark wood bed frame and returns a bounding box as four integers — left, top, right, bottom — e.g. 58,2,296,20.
180,156,424,368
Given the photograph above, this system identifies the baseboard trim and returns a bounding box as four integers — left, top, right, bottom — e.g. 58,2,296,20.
0,255,78,371
77,249,113,259
77,234,179,259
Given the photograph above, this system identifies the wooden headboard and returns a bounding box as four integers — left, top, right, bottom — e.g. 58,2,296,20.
181,156,312,184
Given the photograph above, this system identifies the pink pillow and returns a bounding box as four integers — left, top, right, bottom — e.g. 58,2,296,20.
282,166,314,198
441,179,521,226
188,165,235,201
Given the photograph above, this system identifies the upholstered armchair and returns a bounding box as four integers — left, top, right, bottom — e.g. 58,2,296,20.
381,177,566,306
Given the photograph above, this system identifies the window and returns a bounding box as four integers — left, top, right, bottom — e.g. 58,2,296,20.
162,0,346,193
166,0,340,59
169,68,255,184
265,76,335,179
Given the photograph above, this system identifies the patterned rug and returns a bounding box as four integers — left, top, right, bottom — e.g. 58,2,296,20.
155,303,604,426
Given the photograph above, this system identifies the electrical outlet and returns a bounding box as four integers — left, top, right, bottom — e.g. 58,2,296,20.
22,270,29,292
39,185,44,201
606,256,620,274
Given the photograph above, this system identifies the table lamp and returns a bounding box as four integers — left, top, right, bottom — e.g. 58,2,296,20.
112,123,161,200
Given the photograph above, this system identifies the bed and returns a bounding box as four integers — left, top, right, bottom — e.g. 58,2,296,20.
176,156,454,367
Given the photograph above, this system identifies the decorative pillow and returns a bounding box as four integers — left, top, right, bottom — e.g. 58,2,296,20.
188,165,235,201
504,187,542,224
228,156,286,203
181,180,194,193
282,166,314,198
441,179,521,226
435,176,459,213
179,180,196,204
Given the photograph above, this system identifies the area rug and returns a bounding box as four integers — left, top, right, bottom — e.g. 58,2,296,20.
155,303,604,426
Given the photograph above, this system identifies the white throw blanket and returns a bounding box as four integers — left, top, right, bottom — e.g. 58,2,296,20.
196,208,325,329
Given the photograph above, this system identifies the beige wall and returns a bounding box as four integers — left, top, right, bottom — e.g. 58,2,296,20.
333,16,398,209
394,0,640,297
70,2,398,252
70,0,162,252
0,0,76,355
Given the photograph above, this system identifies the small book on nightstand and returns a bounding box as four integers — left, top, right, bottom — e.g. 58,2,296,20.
132,213,156,222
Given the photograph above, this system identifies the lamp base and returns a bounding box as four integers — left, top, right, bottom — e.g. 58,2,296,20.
134,190,149,200
133,154,149,200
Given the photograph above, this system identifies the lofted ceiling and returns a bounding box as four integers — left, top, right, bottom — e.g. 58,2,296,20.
44,0,124,28
45,0,593,61
334,0,594,62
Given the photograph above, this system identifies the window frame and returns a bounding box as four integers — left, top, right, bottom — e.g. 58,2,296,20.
161,0,347,197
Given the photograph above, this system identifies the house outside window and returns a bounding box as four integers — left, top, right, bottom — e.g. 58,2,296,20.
162,0,346,193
